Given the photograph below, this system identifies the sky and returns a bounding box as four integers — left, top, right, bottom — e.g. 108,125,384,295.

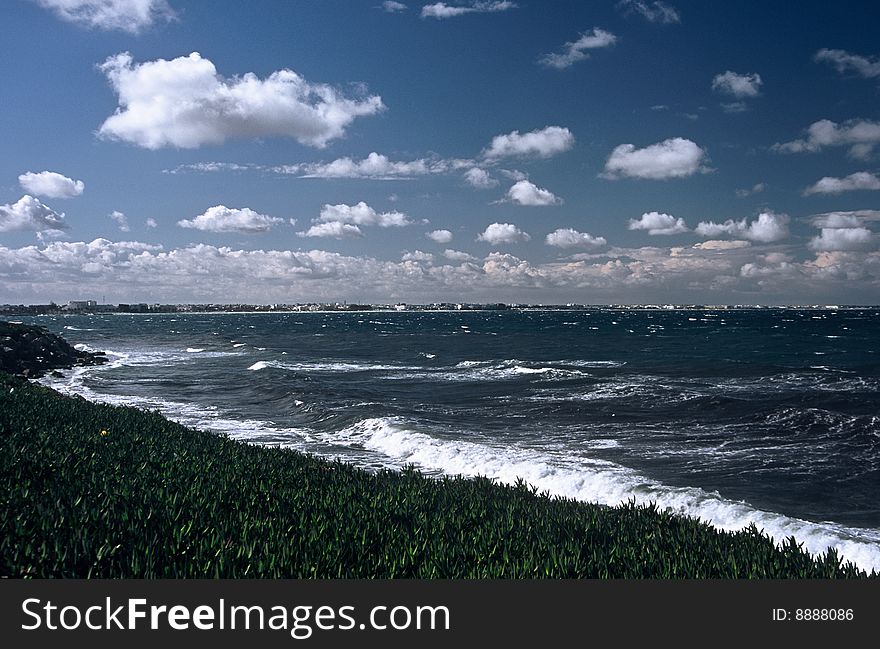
1,0,879,305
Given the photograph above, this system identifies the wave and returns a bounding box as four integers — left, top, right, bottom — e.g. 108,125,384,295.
64,325,95,331
327,417,880,573
385,359,605,383
247,359,422,373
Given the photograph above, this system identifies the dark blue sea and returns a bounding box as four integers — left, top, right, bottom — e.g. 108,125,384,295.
21,308,880,572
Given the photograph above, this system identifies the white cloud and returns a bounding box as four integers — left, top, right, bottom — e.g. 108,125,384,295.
482,126,574,160
815,48,880,79
463,167,498,189
427,229,454,243
809,210,880,228
695,211,789,243
2,237,879,304
735,182,766,197
0,195,68,233
164,162,256,174
98,52,384,149
277,152,455,179
109,210,130,232
421,1,516,19
34,0,175,33
477,222,530,244
692,239,751,251
804,171,880,195
382,1,408,12
177,205,284,233
500,169,528,181
809,227,875,252
602,137,709,180
316,201,411,228
402,250,434,262
145,218,158,228
617,0,679,24
539,28,617,69
18,171,84,198
628,211,689,235
711,71,763,98
545,228,606,249
773,119,880,159
505,180,562,206
298,222,364,239
720,101,749,114
444,249,477,262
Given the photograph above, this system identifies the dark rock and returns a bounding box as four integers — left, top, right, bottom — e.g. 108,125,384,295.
0,321,108,378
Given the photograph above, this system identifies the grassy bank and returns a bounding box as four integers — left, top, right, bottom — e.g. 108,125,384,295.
0,373,870,578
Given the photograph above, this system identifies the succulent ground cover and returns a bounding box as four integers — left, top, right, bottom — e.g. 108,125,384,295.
0,373,870,578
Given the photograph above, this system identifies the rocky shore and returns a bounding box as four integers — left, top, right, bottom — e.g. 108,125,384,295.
0,321,107,378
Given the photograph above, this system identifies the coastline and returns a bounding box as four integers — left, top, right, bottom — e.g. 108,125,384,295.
0,372,871,579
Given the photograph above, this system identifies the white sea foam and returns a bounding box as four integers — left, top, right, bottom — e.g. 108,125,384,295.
64,325,95,331
328,417,880,573
247,361,269,371
186,347,205,353
399,359,603,382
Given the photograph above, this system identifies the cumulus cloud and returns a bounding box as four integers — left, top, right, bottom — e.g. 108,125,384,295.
316,201,411,228
482,126,574,160
539,28,617,69
545,228,606,249
616,0,679,24
2,236,879,304
444,249,477,262
602,137,709,180
427,229,454,243
421,1,516,19
177,205,284,233
477,222,530,244
402,250,434,262
18,171,84,199
803,171,880,195
815,48,880,79
109,210,130,232
711,71,763,98
34,0,175,33
382,1,407,11
145,217,158,228
695,211,789,243
505,180,562,206
628,211,689,235
692,239,751,251
809,227,874,252
809,210,880,228
0,195,68,233
276,152,458,179
97,52,384,149
773,119,880,160
298,222,363,239
463,167,498,189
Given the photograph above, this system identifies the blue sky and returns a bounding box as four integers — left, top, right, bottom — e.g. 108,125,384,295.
1,0,879,304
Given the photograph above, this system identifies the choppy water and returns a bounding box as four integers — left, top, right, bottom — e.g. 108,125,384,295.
21,308,880,572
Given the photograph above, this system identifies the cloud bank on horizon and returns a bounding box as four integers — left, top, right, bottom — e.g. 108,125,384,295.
2,0,879,305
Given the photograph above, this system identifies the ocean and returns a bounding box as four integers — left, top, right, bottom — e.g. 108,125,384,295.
21,307,880,573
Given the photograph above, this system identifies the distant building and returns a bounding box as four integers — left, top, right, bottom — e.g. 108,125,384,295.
65,300,97,312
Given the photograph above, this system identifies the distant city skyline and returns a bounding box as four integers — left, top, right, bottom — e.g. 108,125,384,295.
1,1,879,304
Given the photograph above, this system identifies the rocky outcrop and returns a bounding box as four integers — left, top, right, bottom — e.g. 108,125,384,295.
0,321,107,378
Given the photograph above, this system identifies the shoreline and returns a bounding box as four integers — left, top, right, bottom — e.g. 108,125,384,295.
0,372,872,578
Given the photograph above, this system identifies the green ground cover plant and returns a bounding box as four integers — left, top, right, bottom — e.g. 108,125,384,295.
0,374,870,578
